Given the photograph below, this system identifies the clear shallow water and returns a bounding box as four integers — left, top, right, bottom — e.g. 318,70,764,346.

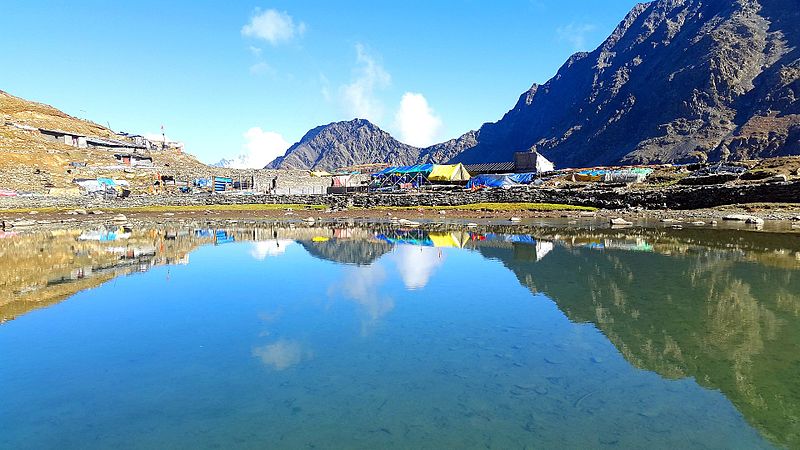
1,225,799,448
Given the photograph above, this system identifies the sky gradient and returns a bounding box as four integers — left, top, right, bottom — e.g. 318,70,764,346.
1,1,642,166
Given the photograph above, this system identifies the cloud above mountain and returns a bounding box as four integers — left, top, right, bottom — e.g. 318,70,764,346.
394,92,443,147
340,44,391,123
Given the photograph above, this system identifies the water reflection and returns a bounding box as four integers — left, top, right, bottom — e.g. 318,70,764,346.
252,339,312,371
1,224,799,447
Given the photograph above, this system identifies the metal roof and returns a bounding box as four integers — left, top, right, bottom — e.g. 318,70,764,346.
463,161,515,174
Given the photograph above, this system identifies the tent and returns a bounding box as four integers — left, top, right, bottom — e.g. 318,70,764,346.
310,170,332,177
535,153,555,173
332,175,351,187
466,172,538,189
428,164,471,182
371,164,434,190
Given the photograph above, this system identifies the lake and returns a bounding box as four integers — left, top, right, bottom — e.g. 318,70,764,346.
1,223,799,449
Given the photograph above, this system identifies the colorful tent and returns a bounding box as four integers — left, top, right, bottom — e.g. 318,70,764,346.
428,164,471,182
310,170,332,177
466,172,538,189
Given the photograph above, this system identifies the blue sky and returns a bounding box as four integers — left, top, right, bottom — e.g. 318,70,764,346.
1,1,641,166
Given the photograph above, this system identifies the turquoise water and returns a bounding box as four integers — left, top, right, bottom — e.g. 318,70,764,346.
1,225,798,448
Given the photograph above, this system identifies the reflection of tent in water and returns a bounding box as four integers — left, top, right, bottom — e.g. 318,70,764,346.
78,227,132,241
468,233,554,261
376,229,469,248
579,239,653,252
214,231,235,245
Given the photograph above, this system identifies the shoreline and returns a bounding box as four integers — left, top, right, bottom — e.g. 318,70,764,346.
2,201,800,234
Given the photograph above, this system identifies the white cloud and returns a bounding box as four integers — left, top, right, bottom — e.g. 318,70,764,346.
248,45,263,57
242,9,306,46
249,61,274,76
557,22,597,51
250,240,294,260
392,245,444,290
235,127,291,169
394,92,443,147
339,44,391,122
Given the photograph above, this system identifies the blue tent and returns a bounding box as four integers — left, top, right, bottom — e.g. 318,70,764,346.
467,172,538,189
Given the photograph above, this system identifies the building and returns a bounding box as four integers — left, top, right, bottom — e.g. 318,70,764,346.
114,153,153,167
464,150,554,175
39,128,87,148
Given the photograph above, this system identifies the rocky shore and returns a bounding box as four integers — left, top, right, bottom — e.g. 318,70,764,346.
1,178,799,211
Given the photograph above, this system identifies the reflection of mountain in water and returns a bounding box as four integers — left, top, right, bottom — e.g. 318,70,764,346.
477,239,800,448
298,239,393,266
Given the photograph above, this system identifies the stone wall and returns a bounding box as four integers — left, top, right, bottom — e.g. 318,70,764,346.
1,180,798,211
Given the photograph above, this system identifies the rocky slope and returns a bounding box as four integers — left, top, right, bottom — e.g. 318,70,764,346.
450,0,800,167
0,90,233,193
266,119,424,170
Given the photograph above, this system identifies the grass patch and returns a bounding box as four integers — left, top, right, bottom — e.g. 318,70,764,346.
376,202,597,212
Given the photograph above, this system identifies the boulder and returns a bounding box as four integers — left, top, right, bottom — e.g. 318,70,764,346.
610,217,633,226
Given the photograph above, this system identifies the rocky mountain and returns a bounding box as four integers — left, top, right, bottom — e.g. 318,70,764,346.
265,119,423,170
450,0,800,167
266,0,799,170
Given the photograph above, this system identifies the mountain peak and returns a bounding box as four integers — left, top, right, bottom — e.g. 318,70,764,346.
265,119,420,170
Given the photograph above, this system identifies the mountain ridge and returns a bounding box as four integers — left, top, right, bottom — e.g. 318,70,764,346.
267,0,800,170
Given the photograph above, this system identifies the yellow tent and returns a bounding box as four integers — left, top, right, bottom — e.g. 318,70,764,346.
428,164,471,182
310,170,332,177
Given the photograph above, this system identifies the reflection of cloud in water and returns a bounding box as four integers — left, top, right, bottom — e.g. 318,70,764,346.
334,264,394,335
393,245,445,290
250,240,294,260
252,339,310,370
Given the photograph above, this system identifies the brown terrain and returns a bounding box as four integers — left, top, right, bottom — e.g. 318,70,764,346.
0,90,226,194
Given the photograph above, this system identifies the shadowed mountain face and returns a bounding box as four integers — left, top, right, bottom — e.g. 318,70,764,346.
447,0,800,167
477,235,800,448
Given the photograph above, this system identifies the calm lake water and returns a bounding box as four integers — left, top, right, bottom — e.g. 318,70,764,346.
1,223,799,449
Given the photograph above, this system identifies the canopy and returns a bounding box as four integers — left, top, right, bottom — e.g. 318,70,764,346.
428,164,471,182
373,164,434,177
